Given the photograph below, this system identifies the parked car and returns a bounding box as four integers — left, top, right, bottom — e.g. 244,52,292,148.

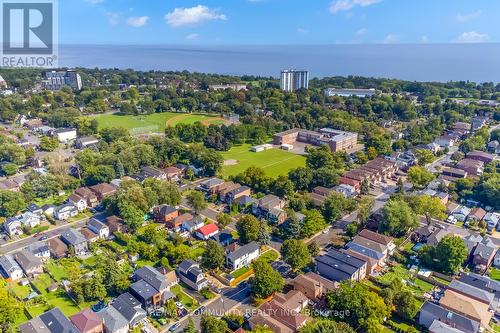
446,215,457,224
169,322,180,332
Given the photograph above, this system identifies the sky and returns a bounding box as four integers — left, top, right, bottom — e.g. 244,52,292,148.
58,0,500,45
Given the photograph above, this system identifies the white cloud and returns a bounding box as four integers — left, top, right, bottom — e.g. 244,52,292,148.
356,28,367,36
455,31,489,43
165,5,227,27
126,16,149,27
105,12,119,25
86,0,104,4
383,33,398,44
421,35,429,43
330,0,382,14
185,33,200,40
456,10,481,23
297,27,307,34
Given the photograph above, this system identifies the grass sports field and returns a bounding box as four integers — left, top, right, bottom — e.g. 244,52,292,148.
93,112,224,134
221,144,306,178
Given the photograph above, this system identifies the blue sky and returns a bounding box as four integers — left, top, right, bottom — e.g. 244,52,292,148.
59,0,500,44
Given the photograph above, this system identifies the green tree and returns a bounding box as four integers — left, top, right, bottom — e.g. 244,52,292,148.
1,163,17,176
165,299,178,319
308,241,320,257
419,235,467,274
326,281,390,333
39,136,59,152
379,199,418,237
236,214,260,244
201,240,225,271
299,320,356,333
0,190,27,217
406,194,446,225
187,190,207,214
251,259,284,299
322,192,357,224
281,239,311,271
0,286,22,332
407,166,435,189
414,149,435,166
200,314,228,333
301,209,327,238
357,196,375,225
216,212,232,229
183,318,195,333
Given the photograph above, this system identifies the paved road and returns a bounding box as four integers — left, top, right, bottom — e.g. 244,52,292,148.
0,217,90,255
428,146,458,173
166,284,254,333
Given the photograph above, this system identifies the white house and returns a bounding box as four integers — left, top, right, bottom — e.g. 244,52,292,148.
453,206,471,222
67,194,87,212
226,241,261,270
4,212,41,236
434,135,456,148
87,218,110,239
0,255,23,281
54,204,79,220
53,128,77,143
195,223,219,240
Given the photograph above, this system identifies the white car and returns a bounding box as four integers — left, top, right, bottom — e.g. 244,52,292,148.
446,215,457,224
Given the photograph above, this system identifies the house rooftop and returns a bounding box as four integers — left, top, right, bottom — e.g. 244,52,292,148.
69,308,102,333
227,241,260,262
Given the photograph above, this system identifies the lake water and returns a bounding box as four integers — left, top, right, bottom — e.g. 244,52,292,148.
58,44,500,83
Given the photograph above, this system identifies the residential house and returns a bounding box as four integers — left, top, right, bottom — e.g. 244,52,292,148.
19,308,80,333
80,228,99,243
164,166,183,181
47,237,69,259
439,288,493,329
434,135,456,148
358,229,396,254
97,306,128,333
153,205,179,225
168,212,193,231
181,216,204,233
176,260,208,291
68,194,87,212
53,128,77,142
291,272,338,302
158,267,179,289
471,116,488,131
0,254,23,281
419,301,480,333
428,320,467,333
218,182,241,201
111,293,147,328
487,140,499,153
484,213,500,233
74,187,99,208
466,151,494,164
455,159,484,177
249,294,310,333
131,266,173,313
75,136,99,149
106,215,126,234
225,241,260,270
252,194,285,216
89,183,116,201
441,167,467,179
472,240,497,272
315,249,367,282
41,204,56,216
198,178,225,194
4,212,41,236
333,184,358,198
14,250,43,278
27,241,50,261
453,206,471,222
195,223,219,240
61,229,88,256
27,203,43,215
225,186,252,205
211,230,234,247
54,204,78,220
87,218,110,239
467,208,487,225
69,308,103,333
132,166,166,183
233,195,257,210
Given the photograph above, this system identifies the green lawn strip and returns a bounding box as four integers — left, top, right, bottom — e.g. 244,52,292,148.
220,144,306,178
188,246,205,260
376,265,433,296
135,258,158,268
259,249,279,264
490,268,500,281
492,323,500,333
231,266,251,279
29,274,81,317
171,284,198,311
46,260,70,282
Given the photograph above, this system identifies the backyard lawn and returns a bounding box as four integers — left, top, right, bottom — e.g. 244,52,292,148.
93,112,224,134
221,144,306,178
376,265,434,297
259,249,280,264
7,281,32,299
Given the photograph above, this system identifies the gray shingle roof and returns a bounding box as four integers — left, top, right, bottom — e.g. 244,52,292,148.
111,292,146,324
39,308,80,333
419,301,480,333
61,229,86,246
226,241,260,262
130,279,158,301
134,266,167,292
98,306,128,332
448,280,494,305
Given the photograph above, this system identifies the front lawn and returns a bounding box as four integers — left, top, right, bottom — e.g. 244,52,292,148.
490,268,500,281
260,249,279,264
232,266,251,279
171,284,199,311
